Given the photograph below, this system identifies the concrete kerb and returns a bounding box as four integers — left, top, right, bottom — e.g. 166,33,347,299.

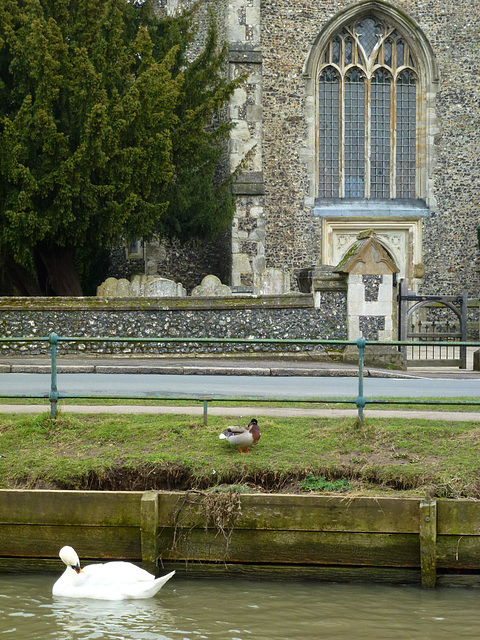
0,356,422,378
3,351,480,382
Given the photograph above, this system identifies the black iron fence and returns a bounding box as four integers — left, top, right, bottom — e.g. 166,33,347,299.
398,280,468,368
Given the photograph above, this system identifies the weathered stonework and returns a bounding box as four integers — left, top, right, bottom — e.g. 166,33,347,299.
227,0,265,290
359,316,386,341
363,275,383,302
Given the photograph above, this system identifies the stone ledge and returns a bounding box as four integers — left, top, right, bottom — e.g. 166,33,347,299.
0,294,313,312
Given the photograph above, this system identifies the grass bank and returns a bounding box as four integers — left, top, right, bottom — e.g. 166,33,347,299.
1,397,480,412
1,411,479,498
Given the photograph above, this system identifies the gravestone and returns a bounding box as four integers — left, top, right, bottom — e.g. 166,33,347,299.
191,275,232,297
97,277,119,297
253,268,290,295
144,277,186,297
96,276,186,297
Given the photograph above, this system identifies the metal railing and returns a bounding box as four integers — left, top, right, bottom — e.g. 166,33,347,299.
1,333,480,423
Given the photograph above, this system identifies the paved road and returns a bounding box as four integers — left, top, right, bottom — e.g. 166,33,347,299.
1,372,479,399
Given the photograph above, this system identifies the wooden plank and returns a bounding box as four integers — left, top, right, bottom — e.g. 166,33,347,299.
158,529,420,567
0,557,146,575
141,491,160,573
0,556,422,584
158,492,421,533
437,500,480,535
436,535,480,569
0,525,141,559
4,557,480,587
0,558,64,574
0,490,142,526
157,562,422,585
436,574,480,588
419,500,437,588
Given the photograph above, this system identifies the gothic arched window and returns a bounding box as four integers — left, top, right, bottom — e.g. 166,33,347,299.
317,16,418,200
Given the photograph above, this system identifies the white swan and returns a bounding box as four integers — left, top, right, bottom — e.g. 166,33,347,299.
52,546,175,600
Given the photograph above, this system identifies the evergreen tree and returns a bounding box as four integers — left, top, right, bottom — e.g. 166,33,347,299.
0,0,239,295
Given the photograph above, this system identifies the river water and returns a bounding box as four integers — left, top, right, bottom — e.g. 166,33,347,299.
0,574,478,639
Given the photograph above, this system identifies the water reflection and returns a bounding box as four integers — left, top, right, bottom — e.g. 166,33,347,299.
49,597,174,639
0,573,478,639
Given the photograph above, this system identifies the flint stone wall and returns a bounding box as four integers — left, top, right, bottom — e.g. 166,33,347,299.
0,295,347,356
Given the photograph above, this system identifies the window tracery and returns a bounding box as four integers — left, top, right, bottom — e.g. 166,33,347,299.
317,15,418,200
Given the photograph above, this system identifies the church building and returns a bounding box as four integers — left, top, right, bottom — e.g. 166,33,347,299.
149,0,479,297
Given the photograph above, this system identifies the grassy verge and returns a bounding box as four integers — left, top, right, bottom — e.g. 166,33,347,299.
0,397,480,412
0,411,479,498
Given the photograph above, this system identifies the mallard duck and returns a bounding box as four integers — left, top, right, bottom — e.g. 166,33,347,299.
52,546,175,600
219,418,260,453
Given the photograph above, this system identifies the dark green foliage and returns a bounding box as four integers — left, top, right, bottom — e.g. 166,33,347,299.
160,8,238,241
299,475,352,493
74,244,111,295
0,0,240,295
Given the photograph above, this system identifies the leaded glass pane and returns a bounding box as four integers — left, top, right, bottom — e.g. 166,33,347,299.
344,69,365,197
332,38,341,64
318,68,340,197
396,70,416,198
345,37,353,65
357,18,381,57
397,41,405,67
384,39,392,67
345,67,364,83
371,69,392,198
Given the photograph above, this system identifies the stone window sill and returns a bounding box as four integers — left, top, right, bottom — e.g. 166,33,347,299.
313,199,430,219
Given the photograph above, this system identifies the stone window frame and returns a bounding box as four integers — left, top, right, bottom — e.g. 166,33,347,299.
126,238,144,259
302,0,439,210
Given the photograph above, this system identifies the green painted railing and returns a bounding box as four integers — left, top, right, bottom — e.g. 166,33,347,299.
1,333,480,422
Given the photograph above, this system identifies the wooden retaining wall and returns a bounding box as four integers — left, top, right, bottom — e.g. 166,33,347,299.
1,490,480,588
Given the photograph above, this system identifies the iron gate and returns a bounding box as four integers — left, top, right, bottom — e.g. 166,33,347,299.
398,279,467,368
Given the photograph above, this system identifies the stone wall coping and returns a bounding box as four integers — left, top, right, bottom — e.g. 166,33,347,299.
0,294,314,312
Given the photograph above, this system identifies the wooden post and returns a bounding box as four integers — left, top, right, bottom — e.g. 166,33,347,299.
419,500,437,588
141,491,160,575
